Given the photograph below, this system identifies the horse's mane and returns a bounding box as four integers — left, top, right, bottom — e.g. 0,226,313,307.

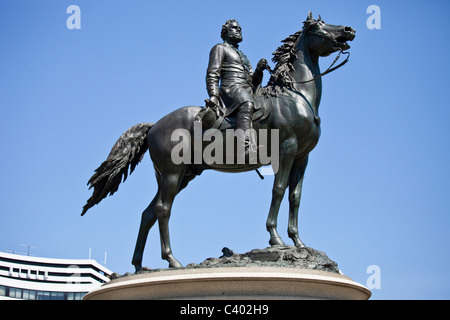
261,30,303,96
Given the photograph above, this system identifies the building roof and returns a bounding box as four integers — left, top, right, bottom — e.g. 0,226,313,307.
0,251,114,299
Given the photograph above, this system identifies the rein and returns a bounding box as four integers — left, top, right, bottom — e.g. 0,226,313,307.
294,48,350,84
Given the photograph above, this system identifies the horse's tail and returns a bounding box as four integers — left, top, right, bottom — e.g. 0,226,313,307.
81,122,154,216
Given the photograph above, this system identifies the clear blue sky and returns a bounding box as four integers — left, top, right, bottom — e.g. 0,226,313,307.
0,0,449,300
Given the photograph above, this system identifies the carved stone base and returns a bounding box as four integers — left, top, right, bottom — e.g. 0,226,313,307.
83,267,371,300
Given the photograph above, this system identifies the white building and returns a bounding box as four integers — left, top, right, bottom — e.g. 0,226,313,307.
0,251,113,300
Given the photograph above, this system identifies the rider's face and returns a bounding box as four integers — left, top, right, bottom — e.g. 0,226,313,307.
226,21,243,43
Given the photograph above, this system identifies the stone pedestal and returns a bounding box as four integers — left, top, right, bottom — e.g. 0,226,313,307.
84,267,371,300
85,247,371,300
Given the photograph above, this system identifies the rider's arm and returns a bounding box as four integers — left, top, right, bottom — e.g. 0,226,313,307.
252,58,268,88
206,44,224,100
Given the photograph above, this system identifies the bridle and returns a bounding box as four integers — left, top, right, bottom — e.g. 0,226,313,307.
265,29,351,84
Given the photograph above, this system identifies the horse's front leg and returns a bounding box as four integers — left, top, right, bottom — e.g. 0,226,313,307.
266,139,296,246
288,156,309,248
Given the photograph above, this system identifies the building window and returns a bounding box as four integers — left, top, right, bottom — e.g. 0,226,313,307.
9,287,22,299
22,289,30,300
29,290,36,300
37,291,50,300
0,285,87,300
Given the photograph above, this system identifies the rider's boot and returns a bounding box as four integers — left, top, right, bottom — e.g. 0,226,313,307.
235,102,255,162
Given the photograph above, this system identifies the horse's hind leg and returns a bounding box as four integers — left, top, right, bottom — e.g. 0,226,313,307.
132,170,161,272
131,169,196,271
156,172,185,268
131,194,158,272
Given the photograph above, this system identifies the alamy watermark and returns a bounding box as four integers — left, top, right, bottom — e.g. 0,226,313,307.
66,5,81,30
366,264,381,290
367,5,381,30
67,265,81,284
170,121,280,175
66,5,381,31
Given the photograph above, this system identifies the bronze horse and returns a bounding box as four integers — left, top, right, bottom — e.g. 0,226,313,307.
82,12,355,271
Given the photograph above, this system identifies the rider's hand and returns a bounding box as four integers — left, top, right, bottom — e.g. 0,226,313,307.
257,58,268,71
210,95,219,107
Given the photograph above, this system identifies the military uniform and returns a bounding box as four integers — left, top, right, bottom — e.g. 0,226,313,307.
206,40,256,117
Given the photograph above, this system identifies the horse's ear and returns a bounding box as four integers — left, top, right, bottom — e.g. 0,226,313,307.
318,14,322,21
307,11,313,21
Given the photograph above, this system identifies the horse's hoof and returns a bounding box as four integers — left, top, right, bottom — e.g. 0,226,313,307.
269,237,286,246
292,237,306,248
168,259,183,268
295,242,306,249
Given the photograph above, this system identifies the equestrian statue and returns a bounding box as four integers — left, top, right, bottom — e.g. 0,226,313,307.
82,12,356,272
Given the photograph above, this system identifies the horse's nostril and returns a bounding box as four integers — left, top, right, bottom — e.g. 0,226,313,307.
344,27,353,33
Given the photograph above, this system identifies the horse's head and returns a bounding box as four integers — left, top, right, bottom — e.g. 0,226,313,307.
302,11,355,57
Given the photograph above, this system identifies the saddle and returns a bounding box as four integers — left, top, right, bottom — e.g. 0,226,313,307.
194,92,272,132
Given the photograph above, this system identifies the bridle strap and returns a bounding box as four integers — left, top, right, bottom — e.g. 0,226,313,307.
264,30,351,84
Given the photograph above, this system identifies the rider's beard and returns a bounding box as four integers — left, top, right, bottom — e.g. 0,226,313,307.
229,33,243,43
